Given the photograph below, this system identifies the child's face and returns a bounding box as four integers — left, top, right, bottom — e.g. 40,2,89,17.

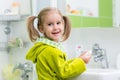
40,11,64,42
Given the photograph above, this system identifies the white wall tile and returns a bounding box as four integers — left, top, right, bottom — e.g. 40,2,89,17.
0,51,8,80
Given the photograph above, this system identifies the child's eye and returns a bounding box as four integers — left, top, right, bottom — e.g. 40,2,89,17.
57,22,61,25
48,23,53,26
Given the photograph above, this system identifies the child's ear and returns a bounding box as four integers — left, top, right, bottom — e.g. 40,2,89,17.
39,27,44,34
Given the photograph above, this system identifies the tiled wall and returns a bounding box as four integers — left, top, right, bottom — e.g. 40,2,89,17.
63,28,120,68
0,23,9,80
1,21,120,80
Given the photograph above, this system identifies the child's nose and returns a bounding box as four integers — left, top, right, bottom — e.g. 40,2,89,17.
53,24,58,29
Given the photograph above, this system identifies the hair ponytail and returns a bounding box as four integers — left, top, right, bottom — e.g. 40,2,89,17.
27,16,40,42
62,16,71,41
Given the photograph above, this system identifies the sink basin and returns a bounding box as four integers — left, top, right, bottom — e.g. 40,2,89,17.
68,68,120,80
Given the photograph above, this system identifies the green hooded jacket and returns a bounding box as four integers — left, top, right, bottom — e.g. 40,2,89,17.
26,38,86,80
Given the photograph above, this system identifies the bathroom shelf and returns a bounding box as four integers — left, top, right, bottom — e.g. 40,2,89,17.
0,15,21,21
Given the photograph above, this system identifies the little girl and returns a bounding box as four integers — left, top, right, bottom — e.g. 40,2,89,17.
26,7,91,80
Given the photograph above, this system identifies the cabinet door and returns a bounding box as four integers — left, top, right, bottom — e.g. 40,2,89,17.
0,0,31,15
65,0,113,28
19,0,31,15
0,0,31,21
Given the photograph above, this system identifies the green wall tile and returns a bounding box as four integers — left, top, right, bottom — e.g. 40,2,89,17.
82,17,99,27
68,15,83,28
99,18,113,27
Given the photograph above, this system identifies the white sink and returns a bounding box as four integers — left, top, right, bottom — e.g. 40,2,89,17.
68,68,120,80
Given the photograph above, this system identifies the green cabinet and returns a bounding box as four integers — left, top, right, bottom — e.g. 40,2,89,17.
66,0,113,28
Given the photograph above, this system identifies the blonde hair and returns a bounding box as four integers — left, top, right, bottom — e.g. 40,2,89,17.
27,7,71,42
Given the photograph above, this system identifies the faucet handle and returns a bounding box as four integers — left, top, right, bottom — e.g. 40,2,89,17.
23,62,33,72
12,63,23,73
12,62,33,73
94,56,104,62
92,43,100,50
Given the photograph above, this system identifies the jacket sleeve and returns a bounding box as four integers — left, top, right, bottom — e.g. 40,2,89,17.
41,46,86,79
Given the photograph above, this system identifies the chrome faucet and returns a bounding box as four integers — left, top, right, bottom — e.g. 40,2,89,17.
13,62,33,80
92,43,109,68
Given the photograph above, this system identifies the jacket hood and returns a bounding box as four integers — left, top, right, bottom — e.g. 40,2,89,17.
26,37,64,63
26,42,46,63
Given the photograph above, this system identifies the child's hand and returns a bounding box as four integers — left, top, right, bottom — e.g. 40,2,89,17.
79,50,92,64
